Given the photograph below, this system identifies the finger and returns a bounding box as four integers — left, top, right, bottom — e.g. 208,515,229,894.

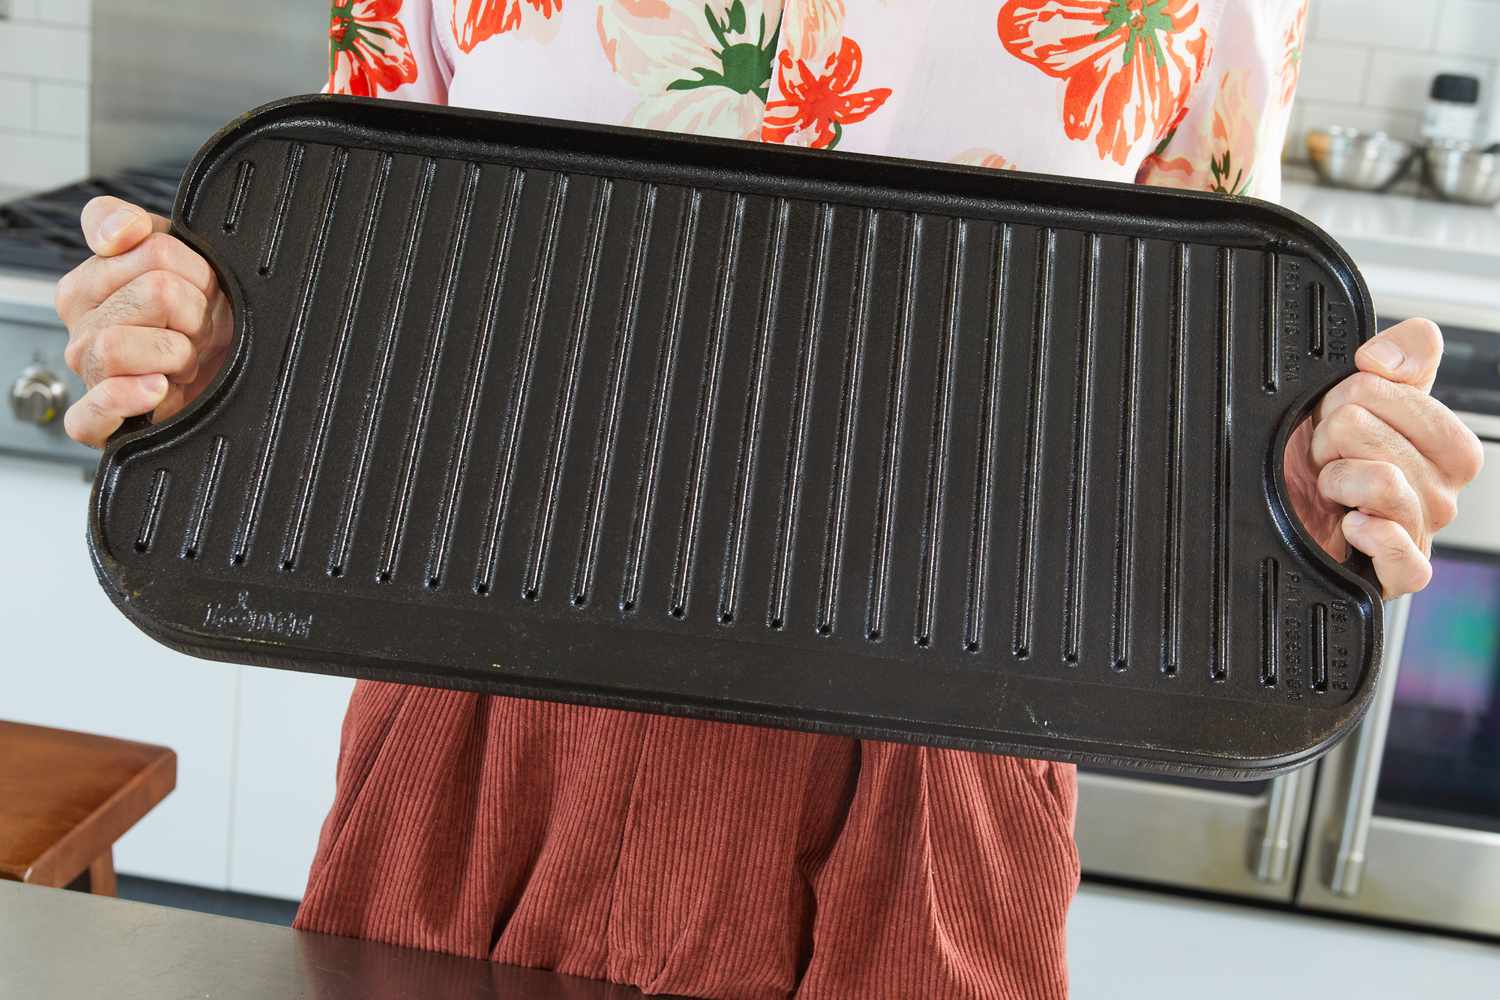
55,231,217,327
1317,459,1425,542
1342,511,1431,598
202,292,235,361
1315,372,1485,485
63,373,170,449
1310,403,1430,482
75,270,212,350
1355,318,1443,392
80,196,171,258
75,325,199,388
154,382,191,424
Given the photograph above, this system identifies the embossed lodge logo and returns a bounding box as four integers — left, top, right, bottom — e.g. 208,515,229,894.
203,592,314,640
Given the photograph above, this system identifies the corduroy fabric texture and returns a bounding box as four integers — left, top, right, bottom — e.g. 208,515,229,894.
294,681,1079,999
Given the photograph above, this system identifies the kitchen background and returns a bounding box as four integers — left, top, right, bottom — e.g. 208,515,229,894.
2,0,1499,994
5,0,1500,192
0,0,89,193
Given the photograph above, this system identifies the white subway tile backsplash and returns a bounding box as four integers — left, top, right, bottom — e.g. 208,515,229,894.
0,0,88,189
1361,50,1492,115
1312,0,1441,49
0,77,32,131
0,21,89,83
1297,40,1370,104
33,80,87,137
0,130,86,188
1288,1,1499,161
1435,0,1500,61
24,0,89,26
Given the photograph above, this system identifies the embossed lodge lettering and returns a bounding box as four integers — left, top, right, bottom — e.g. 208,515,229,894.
1281,570,1305,701
1280,260,1301,382
1329,599,1352,691
1327,303,1351,364
204,591,314,640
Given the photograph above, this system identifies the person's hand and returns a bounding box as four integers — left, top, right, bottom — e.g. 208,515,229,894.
54,196,233,448
1284,318,1484,598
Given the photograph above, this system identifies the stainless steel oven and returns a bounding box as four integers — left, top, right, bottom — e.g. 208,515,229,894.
1077,320,1500,935
1297,403,1500,934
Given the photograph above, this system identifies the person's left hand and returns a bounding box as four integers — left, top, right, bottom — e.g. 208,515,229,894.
1283,318,1484,598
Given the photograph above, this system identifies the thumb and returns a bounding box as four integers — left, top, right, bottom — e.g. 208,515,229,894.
1354,318,1443,393
80,196,170,258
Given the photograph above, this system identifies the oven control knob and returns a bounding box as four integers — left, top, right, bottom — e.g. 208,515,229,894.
10,366,69,426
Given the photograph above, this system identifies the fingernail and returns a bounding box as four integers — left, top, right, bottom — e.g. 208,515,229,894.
143,373,168,395
1345,510,1369,530
99,207,137,245
1362,340,1404,373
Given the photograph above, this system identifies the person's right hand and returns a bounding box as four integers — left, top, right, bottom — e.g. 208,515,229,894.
55,196,233,448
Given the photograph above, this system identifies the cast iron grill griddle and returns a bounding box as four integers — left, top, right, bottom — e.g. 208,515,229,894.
89,95,1384,779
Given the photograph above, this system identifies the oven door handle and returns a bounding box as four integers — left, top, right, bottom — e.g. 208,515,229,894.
1251,767,1307,883
1325,594,1413,898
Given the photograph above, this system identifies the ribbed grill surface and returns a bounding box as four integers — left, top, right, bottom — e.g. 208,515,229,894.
93,100,1383,775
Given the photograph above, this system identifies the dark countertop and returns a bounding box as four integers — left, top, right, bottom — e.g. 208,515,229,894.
0,880,658,999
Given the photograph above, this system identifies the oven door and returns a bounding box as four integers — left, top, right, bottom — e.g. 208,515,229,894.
1076,764,1316,899
1297,413,1500,935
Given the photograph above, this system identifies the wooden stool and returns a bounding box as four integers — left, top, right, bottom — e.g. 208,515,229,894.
0,721,176,895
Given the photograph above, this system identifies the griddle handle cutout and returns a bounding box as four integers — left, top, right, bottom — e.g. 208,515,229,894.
102,222,243,450
1272,380,1387,608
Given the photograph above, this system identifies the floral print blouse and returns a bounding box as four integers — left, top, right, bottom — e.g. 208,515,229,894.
328,0,1308,201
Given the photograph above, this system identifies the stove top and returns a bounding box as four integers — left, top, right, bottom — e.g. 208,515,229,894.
0,167,182,276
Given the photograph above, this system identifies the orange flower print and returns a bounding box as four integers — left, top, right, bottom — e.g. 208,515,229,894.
328,1,419,97
599,0,782,140
1203,70,1258,194
1134,100,1193,180
783,0,844,63
997,0,1211,165
1279,0,1307,107
453,0,562,53
762,38,891,149
953,148,1018,170
1138,70,1258,195
1135,144,1193,184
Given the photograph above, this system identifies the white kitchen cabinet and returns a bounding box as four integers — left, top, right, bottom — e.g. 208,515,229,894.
0,456,238,888
228,667,352,901
1,455,352,899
